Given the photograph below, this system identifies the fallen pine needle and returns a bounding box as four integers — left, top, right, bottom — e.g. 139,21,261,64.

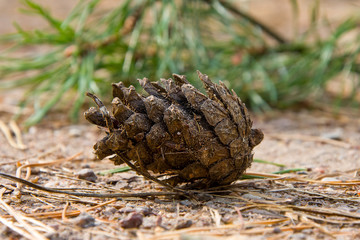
0,188,51,240
98,166,131,175
0,215,35,240
0,172,185,199
9,120,27,149
0,120,27,149
253,159,286,167
15,152,83,189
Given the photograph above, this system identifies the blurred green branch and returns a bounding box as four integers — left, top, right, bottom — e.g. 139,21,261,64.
0,0,360,125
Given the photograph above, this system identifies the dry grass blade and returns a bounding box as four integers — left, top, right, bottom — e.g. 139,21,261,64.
298,212,360,225
62,201,71,222
245,171,360,186
0,215,35,240
209,208,221,227
16,152,82,173
291,205,360,219
305,179,360,186
9,120,27,149
30,199,117,219
15,152,82,189
1,198,118,220
300,216,334,237
0,120,27,149
239,199,360,220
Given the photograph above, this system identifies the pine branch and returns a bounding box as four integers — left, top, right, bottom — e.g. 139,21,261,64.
208,0,288,44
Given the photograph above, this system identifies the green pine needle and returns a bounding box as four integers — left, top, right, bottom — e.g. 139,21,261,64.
98,166,131,176
0,0,359,125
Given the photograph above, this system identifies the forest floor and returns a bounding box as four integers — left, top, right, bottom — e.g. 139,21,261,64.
0,103,360,240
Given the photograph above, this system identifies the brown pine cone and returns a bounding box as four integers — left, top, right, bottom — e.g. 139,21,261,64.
85,71,263,187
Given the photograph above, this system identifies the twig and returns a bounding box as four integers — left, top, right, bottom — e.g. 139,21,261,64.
210,0,288,44
0,172,184,199
3,199,118,219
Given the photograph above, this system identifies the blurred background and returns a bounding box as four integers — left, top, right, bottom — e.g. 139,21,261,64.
0,0,359,126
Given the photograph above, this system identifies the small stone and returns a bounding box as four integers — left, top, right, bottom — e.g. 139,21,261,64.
221,214,233,224
180,200,193,207
196,193,213,201
321,177,339,182
273,227,282,233
175,219,193,229
135,207,153,216
120,213,143,229
68,127,82,137
104,207,118,216
321,128,343,140
241,193,263,200
72,212,96,228
76,169,97,182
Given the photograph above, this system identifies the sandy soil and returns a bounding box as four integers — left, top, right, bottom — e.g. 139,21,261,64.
1,106,360,239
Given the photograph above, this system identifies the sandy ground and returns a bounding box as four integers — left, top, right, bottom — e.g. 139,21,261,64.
1,105,360,239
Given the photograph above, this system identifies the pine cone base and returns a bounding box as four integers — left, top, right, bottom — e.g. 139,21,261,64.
85,71,263,187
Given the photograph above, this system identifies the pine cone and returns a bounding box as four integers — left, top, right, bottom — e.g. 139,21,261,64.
85,71,263,187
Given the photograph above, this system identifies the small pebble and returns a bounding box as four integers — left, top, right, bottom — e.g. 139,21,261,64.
321,177,339,182
76,169,97,182
321,128,343,140
221,214,233,224
120,213,143,229
241,193,263,200
175,219,193,229
135,207,153,216
196,193,213,201
104,207,118,216
68,127,82,137
180,200,193,207
72,212,96,228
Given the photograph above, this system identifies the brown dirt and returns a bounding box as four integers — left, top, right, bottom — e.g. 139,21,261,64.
1,1,360,239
